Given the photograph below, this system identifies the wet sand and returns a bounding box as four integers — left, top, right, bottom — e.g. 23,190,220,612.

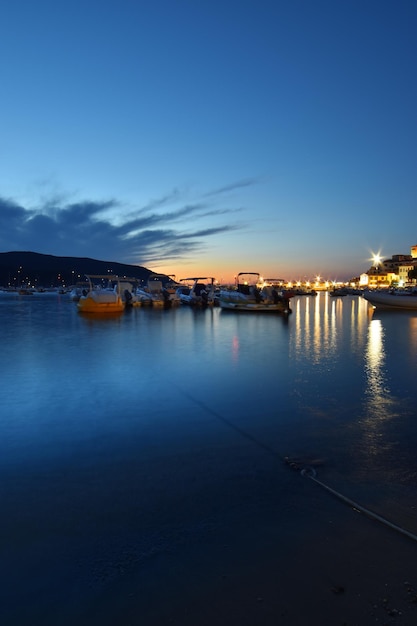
3,435,417,626
78,477,417,626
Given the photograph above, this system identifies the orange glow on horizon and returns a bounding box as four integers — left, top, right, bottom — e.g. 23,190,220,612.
149,259,360,286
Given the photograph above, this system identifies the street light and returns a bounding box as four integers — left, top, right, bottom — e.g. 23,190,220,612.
372,253,382,268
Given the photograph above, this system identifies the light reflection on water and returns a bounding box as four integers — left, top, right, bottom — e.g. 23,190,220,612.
1,292,416,489
291,292,368,367
360,317,397,462
365,318,389,411
287,293,417,489
353,308,417,486
409,314,417,354
1,291,417,624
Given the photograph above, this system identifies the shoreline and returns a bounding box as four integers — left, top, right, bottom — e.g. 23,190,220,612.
4,454,417,625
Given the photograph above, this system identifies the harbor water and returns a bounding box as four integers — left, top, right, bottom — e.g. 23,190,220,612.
1,291,417,624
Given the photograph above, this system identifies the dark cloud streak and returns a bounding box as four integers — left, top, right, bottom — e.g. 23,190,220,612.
203,178,259,198
57,200,117,224
0,186,247,266
117,203,208,236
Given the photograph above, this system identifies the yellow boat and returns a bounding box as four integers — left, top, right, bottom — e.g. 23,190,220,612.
77,275,125,314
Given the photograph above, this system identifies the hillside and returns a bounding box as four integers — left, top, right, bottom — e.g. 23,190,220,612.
0,251,155,288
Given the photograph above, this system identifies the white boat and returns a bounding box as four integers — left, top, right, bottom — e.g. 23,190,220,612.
363,289,417,310
218,273,293,314
136,274,180,307
177,277,217,306
69,281,90,302
175,283,191,303
77,275,125,314
118,279,142,307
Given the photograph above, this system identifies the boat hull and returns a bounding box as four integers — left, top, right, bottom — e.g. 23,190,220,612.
219,295,291,314
77,295,124,313
363,291,417,310
218,273,293,314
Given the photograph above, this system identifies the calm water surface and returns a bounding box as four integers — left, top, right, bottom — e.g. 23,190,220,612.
1,291,417,623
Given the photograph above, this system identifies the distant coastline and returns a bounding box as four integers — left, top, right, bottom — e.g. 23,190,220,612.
0,251,153,290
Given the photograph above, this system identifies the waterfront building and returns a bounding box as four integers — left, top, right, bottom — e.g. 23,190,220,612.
366,267,393,289
398,261,416,285
365,245,417,288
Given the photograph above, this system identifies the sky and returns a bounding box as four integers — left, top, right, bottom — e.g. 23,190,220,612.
0,0,416,283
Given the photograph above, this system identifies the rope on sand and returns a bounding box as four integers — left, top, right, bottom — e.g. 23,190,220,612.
177,390,417,545
295,463,417,544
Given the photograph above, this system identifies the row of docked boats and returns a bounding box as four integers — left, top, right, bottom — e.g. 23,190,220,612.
73,274,417,315
74,273,295,315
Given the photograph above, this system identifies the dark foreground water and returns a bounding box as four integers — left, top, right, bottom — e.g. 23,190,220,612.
1,292,417,625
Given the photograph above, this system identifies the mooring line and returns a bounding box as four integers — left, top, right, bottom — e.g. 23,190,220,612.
292,463,417,543
179,390,281,459
304,472,417,543
180,387,417,544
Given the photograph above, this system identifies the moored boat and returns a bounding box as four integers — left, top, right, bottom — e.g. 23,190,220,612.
177,277,217,306
329,288,349,297
218,273,293,314
77,275,125,314
69,281,90,302
363,289,417,310
136,274,180,307
119,278,142,307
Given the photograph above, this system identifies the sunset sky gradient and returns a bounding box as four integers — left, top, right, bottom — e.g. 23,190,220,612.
1,0,415,282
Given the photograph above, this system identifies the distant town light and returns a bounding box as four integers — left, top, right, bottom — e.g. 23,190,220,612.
372,253,382,267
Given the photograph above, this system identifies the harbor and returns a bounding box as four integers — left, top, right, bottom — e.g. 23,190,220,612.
2,0,415,621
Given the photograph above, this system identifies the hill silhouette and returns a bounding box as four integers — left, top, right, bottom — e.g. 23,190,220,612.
0,251,155,288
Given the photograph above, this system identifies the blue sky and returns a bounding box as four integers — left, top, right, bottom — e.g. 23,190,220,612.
1,0,415,282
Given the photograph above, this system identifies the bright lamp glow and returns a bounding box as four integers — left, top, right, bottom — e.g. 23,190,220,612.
371,252,382,266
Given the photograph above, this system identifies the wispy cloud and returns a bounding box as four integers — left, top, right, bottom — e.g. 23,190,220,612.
118,204,209,237
0,184,247,267
181,225,239,238
122,189,184,221
203,178,260,198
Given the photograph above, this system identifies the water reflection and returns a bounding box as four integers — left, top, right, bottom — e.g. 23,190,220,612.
365,319,387,402
290,293,369,366
287,296,417,489
408,315,417,356
232,335,239,362
2,293,416,490
349,296,368,354
358,314,401,468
